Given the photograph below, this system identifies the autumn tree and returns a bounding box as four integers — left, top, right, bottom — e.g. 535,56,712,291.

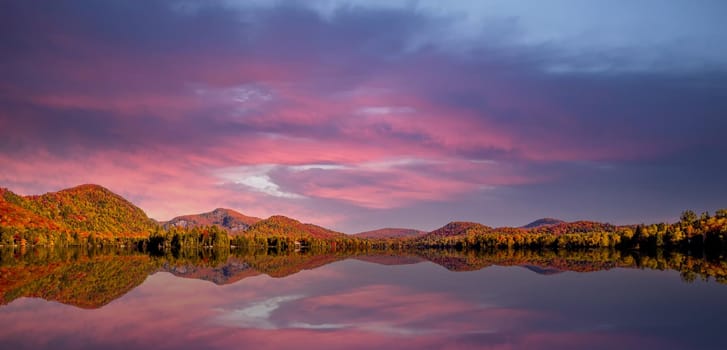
681,210,697,225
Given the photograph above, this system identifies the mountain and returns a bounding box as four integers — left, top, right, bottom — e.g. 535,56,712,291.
425,221,492,237
245,215,345,239
1,184,157,239
353,228,426,239
522,218,565,229
163,208,261,234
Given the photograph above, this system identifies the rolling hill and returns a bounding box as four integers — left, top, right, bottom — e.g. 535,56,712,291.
1,184,157,239
522,218,565,229
244,215,346,239
425,221,492,237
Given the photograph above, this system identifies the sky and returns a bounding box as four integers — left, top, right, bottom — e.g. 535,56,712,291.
1,0,726,233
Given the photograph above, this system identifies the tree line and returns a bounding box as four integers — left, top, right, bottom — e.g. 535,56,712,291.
2,209,726,257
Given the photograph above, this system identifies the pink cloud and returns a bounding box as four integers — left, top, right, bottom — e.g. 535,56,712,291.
270,159,542,209
1,0,704,230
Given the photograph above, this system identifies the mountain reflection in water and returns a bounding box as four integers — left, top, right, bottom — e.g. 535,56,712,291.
0,247,726,350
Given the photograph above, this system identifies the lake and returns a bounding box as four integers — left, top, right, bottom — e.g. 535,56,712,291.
1,248,726,350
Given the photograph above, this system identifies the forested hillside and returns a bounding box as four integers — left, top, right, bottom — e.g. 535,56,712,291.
1,185,156,245
1,184,726,254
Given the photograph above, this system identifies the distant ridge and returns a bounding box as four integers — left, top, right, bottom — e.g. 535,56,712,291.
353,228,426,239
522,218,565,229
163,208,261,235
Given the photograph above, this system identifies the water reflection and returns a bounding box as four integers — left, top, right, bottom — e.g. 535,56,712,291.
1,247,727,349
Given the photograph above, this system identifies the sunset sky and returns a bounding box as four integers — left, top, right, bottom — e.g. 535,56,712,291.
1,0,726,232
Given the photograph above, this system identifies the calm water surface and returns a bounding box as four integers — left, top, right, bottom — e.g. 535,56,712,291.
1,254,726,350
